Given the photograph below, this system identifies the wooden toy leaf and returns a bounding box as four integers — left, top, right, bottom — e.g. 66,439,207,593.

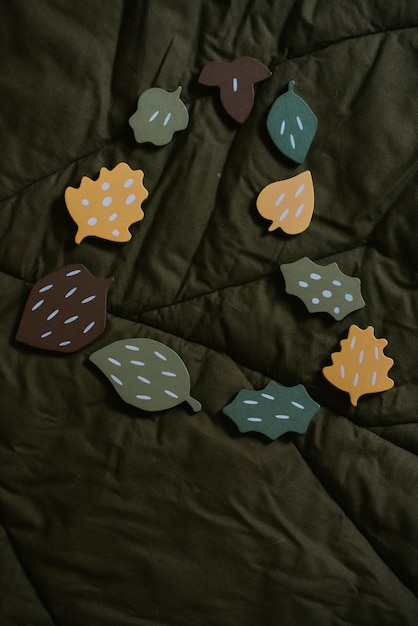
323,325,394,406
281,257,365,320
90,338,201,413
256,170,314,234
223,381,320,440
129,86,189,146
65,162,148,244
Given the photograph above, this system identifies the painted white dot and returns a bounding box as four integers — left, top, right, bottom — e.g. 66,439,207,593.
65,287,77,298
280,208,289,221
82,295,96,304
59,341,71,347
280,120,285,135
295,184,305,198
102,182,110,190
244,400,258,405
295,203,304,217
353,372,359,387
154,351,167,361
47,309,59,321
312,297,320,304
112,229,120,237
232,77,238,92
262,393,275,400
32,299,44,311
81,199,89,206
345,293,354,302
322,290,332,298
163,112,172,126
290,133,296,149
108,357,121,366
126,194,136,205
124,178,134,188
125,345,140,351
130,360,145,366
340,365,345,379
83,321,95,334
310,273,321,280
149,110,159,122
372,371,377,386
102,196,112,207
359,350,364,364
87,217,97,226
111,374,123,386
247,417,262,422
136,394,151,400
275,414,290,419
298,281,309,288
334,307,340,315
332,280,342,286
39,284,54,293
275,193,285,206
161,371,176,377
41,331,52,338
296,115,304,131
164,389,179,398
64,315,78,324
109,213,118,222
137,376,151,384
66,269,81,277
291,401,304,409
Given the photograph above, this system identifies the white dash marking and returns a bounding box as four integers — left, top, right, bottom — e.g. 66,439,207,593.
111,374,123,386
47,309,59,321
275,192,285,206
358,350,364,364
290,133,296,149
295,184,305,198
83,321,95,334
41,331,52,338
298,281,308,288
248,417,262,422
243,400,258,405
350,336,356,349
295,203,305,217
164,389,178,398
163,113,172,126
372,371,377,386
154,351,167,361
108,213,118,222
82,295,96,304
332,280,342,286
66,269,81,277
291,401,304,409
340,365,345,379
232,77,238,92
262,393,275,400
108,357,121,366
64,315,79,324
310,273,321,280
161,371,176,377
136,394,151,400
65,287,77,298
374,347,379,360
275,414,290,419
39,284,54,293
59,341,71,347
130,360,145,366
280,120,285,135
149,110,159,122
32,299,44,311
353,372,359,387
126,194,136,205
124,178,134,188
280,208,289,221
137,376,151,384
296,115,303,130
125,344,140,351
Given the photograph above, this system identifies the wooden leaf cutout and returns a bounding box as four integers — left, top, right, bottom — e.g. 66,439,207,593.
256,170,314,234
281,257,365,320
16,264,114,353
198,57,271,123
65,162,149,244
323,325,394,406
129,86,189,146
223,381,320,440
267,81,317,164
89,338,201,413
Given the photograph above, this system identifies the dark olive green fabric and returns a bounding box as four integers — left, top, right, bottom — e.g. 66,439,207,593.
1,1,418,624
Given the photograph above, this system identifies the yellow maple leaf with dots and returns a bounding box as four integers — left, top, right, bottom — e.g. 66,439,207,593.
323,325,394,406
65,162,148,244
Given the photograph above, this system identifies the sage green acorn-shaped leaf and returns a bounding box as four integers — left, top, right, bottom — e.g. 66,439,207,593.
280,257,365,321
129,86,189,146
223,381,320,440
89,338,201,412
267,81,317,164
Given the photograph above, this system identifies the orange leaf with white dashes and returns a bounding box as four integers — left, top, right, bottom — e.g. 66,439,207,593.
64,162,149,244
256,170,314,234
323,325,394,406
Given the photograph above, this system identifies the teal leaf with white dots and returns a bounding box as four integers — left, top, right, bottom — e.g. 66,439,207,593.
267,81,317,164
223,381,320,440
89,338,201,413
280,257,365,321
